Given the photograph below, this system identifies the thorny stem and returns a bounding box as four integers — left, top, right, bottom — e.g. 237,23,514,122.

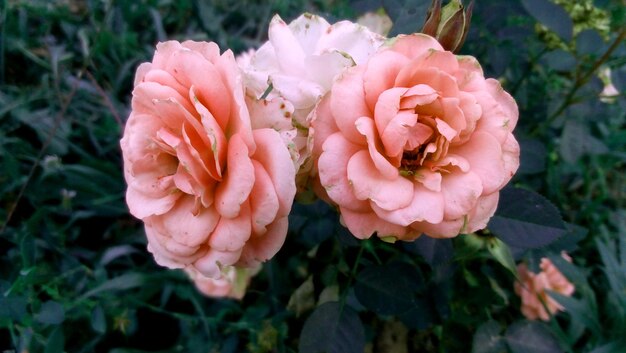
532,28,626,135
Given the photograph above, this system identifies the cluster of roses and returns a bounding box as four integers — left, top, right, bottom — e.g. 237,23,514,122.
120,13,522,299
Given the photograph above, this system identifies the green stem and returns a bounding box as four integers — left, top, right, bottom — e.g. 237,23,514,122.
339,243,365,310
510,47,549,96
532,28,626,135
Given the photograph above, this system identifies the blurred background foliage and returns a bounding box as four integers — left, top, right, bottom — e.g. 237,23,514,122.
0,0,625,352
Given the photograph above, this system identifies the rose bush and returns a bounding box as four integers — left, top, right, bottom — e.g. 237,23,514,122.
311,33,520,239
120,40,296,290
240,14,384,189
515,255,575,321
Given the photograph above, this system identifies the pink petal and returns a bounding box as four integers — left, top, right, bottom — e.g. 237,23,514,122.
355,117,399,179
209,201,252,252
249,160,280,234
181,40,221,62
373,87,408,136
454,55,486,92
399,84,439,109
154,196,220,248
318,133,370,211
450,131,505,195
389,33,444,60
238,216,289,267
411,218,465,238
193,248,243,279
395,67,459,98
214,133,255,218
251,129,297,216
380,111,419,158
500,133,520,189
164,49,231,128
346,150,413,210
466,192,500,233
340,207,408,239
126,181,180,218
473,90,517,144
440,171,483,219
414,168,442,192
132,82,194,127
371,182,445,226
309,95,339,165
363,50,409,112
330,65,371,145
486,78,518,130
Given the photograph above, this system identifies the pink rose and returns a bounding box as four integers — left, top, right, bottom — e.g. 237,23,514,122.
185,265,260,300
310,33,520,240
120,41,296,287
515,254,575,321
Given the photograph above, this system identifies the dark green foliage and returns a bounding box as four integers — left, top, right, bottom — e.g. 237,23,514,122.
1,0,626,352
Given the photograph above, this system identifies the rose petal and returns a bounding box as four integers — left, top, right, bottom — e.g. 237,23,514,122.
346,150,413,210
318,133,370,211
330,65,371,145
209,201,252,252
340,207,408,239
450,131,505,195
363,50,409,111
215,133,255,218
251,129,297,216
371,182,445,225
440,171,483,219
249,160,280,234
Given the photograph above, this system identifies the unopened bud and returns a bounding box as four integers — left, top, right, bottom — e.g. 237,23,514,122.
422,0,474,53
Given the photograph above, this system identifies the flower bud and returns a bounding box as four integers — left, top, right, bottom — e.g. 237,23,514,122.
422,0,474,53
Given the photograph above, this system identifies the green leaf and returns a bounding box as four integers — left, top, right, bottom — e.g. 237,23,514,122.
354,262,423,316
299,301,365,353
384,0,431,36
542,50,577,71
402,236,453,267
78,272,146,301
595,237,626,296
559,120,608,163
489,187,567,249
0,296,28,321
486,238,517,275
589,341,626,353
472,320,507,353
36,300,65,325
91,305,107,334
505,321,562,353
549,292,602,336
520,0,573,41
576,29,605,55
45,326,65,353
518,139,546,174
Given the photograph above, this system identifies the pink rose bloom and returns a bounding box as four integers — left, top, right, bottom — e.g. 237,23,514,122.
185,265,260,300
515,254,575,321
241,14,385,180
311,34,520,240
120,41,296,287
